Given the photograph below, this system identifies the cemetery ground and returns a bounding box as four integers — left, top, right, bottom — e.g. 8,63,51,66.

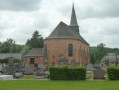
0,80,119,90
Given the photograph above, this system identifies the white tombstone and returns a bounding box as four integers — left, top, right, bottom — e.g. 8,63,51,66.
0,75,13,80
0,64,2,71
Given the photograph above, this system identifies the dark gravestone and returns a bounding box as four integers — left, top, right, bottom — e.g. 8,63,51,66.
34,70,48,79
71,60,75,67
24,65,34,75
6,66,14,75
14,64,20,72
93,69,105,80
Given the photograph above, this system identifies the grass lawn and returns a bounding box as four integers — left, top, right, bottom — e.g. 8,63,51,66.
0,80,119,90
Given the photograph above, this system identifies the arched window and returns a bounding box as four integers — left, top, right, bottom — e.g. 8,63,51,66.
44,44,47,57
68,44,73,57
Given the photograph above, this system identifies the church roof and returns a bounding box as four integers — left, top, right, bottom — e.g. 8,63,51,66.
70,3,78,26
24,48,43,57
45,21,88,45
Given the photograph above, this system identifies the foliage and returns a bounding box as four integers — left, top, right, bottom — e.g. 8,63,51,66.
107,66,119,80
0,38,24,53
90,43,106,63
0,58,19,63
49,66,86,80
26,30,44,48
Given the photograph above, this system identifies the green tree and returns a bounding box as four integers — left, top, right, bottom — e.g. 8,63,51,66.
0,38,24,53
90,52,96,64
90,43,106,64
26,30,44,48
96,43,106,62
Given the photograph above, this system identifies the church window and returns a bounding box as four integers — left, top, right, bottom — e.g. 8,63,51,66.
68,44,73,57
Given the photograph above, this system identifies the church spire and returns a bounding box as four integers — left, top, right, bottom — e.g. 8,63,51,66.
69,3,79,34
70,3,78,26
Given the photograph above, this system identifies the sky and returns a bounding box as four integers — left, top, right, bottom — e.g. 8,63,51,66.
0,0,119,48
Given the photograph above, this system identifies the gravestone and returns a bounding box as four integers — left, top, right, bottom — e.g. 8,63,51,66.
0,64,2,71
71,60,75,67
38,64,44,70
93,69,105,80
15,72,24,78
87,64,95,71
14,63,20,72
3,63,6,68
6,66,14,75
34,70,48,79
24,65,34,75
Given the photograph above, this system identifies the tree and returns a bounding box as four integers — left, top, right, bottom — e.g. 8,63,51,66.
90,43,106,64
90,52,96,64
0,38,24,53
96,43,106,62
26,30,44,48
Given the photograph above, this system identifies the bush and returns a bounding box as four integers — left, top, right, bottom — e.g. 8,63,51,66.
107,66,119,80
0,58,9,63
0,58,19,63
49,66,86,80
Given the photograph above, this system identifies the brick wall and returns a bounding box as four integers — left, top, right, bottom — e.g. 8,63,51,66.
44,38,90,65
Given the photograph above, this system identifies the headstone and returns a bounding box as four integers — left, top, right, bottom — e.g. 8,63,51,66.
15,72,24,78
34,70,48,79
0,64,2,71
3,63,6,68
58,58,67,65
38,64,44,69
87,64,95,71
0,75,13,80
0,72,2,75
14,64,20,72
24,65,34,75
71,60,75,67
6,66,14,75
93,69,105,80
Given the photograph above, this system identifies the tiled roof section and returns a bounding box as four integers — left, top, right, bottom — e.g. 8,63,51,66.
100,56,119,63
46,21,89,45
24,48,43,57
0,53,22,60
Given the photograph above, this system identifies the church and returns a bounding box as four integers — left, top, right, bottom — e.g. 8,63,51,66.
24,4,90,66
44,4,90,66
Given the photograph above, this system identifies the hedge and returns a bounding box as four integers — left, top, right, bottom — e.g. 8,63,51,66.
107,66,119,80
0,58,18,63
49,66,86,80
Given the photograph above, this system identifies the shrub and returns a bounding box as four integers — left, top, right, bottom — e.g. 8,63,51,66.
0,58,19,63
49,66,86,80
0,58,9,63
107,66,119,80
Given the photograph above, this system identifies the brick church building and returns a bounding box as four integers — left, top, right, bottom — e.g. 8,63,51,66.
44,4,90,66
24,4,90,66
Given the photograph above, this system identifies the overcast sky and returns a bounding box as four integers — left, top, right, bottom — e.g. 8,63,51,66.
0,0,119,48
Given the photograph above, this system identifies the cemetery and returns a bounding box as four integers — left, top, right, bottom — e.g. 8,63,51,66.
0,0,119,90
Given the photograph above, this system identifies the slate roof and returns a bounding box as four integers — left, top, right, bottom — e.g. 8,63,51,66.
24,48,43,57
45,21,89,45
100,56,119,63
70,3,78,26
0,53,22,60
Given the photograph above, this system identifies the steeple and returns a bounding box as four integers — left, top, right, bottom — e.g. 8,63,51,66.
69,3,79,34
